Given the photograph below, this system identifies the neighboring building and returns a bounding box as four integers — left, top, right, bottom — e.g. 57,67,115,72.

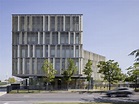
83,50,105,81
12,14,105,89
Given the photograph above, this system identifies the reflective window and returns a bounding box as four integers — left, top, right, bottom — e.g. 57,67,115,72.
45,16,48,31
20,16,24,31
70,46,74,57
50,16,55,31
62,58,65,69
52,32,58,44
36,46,43,58
57,16,63,31
75,33,79,44
45,46,48,57
26,59,30,74
65,16,70,31
45,32,50,44
70,33,74,44
60,32,68,44
73,16,79,31
50,46,55,57
57,46,60,57
66,47,70,58
55,59,60,74
75,46,79,57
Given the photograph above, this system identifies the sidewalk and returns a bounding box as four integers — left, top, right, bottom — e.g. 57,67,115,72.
0,91,6,96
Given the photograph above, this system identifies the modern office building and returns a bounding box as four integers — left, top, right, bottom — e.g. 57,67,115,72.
12,14,105,89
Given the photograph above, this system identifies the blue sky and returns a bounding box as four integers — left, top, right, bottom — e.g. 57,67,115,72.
0,0,139,81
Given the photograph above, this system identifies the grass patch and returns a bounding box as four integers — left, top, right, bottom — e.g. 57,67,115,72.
9,90,40,94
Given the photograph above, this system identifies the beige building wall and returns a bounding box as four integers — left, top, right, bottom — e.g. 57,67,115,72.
83,50,105,81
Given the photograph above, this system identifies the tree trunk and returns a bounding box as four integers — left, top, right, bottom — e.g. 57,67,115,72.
88,81,90,91
66,82,69,90
109,81,111,90
135,75,137,91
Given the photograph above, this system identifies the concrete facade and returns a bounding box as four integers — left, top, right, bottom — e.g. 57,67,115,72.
83,50,105,81
12,14,105,81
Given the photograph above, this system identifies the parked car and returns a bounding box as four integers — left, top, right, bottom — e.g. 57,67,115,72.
106,87,134,97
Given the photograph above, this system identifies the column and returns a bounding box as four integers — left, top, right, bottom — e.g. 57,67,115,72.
53,58,55,69
30,58,32,74
18,16,20,31
33,45,35,57
78,16,81,31
38,32,40,44
63,16,65,31
68,32,70,44
17,45,20,57
81,16,83,31
73,45,75,57
79,45,80,57
80,32,83,44
60,45,62,57
43,45,45,57
34,58,37,74
28,45,30,57
48,45,50,57
50,32,52,44
22,58,25,74
55,45,57,57
48,15,50,31
60,58,62,74
58,32,60,44
73,32,75,44
78,58,81,74
43,32,45,44
43,15,45,31
80,58,83,75
24,16,27,31
55,16,57,31
17,58,20,74
70,16,72,31
30,16,32,31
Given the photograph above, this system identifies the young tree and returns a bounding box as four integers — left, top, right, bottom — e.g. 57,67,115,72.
62,58,77,90
83,59,93,90
42,59,57,90
97,60,123,90
126,62,139,90
8,77,16,84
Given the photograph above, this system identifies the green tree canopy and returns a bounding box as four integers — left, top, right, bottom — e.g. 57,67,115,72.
8,77,16,84
42,59,57,83
62,58,77,89
129,49,139,61
97,60,123,90
126,62,139,90
83,59,93,90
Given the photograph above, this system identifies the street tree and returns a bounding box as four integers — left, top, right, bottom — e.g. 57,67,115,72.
62,58,77,90
97,60,123,90
129,49,139,61
42,59,57,90
83,59,93,90
126,62,139,90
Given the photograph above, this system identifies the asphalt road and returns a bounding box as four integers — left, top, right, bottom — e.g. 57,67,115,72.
0,92,139,104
